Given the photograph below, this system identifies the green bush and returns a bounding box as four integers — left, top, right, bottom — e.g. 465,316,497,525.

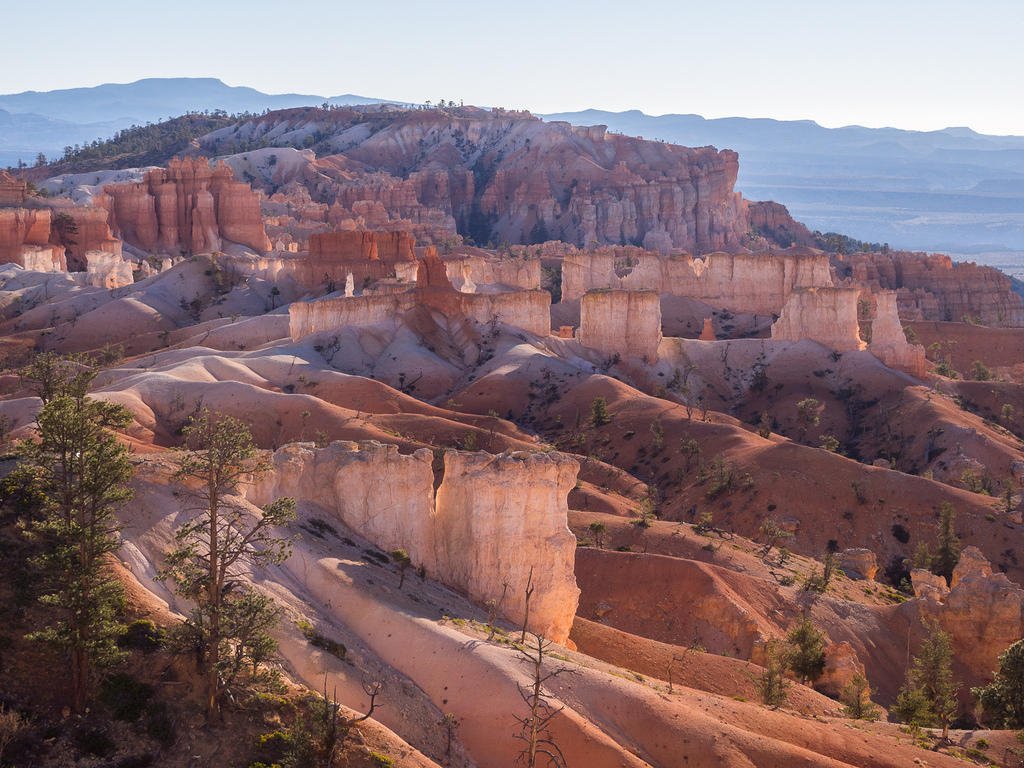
99,673,154,722
119,619,165,652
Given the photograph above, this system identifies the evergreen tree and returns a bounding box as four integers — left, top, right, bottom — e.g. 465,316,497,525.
841,674,880,720
159,410,295,724
972,638,1024,728
786,617,826,685
894,624,957,739
932,502,961,583
795,398,820,443
20,387,133,712
589,397,611,426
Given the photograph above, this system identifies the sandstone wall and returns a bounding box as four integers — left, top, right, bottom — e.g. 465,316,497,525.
289,286,551,340
101,157,270,255
900,548,1024,706
578,289,662,362
561,248,832,315
0,171,27,206
868,290,926,377
289,293,405,339
445,255,541,292
247,441,580,643
56,206,122,270
843,251,1024,327
0,207,81,270
744,200,819,248
85,251,134,290
770,287,865,352
300,230,418,291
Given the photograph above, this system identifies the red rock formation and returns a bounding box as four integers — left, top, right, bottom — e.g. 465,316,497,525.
842,250,1024,327
698,317,716,340
52,206,122,270
0,171,27,206
868,290,927,377
770,287,865,352
579,289,662,362
302,230,417,289
415,248,454,290
561,246,832,315
0,208,63,268
203,109,789,253
101,157,270,255
744,200,818,248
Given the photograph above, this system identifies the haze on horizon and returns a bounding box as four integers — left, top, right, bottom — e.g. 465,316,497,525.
3,0,1022,136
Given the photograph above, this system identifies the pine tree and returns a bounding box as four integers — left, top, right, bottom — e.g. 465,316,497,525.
21,388,134,712
894,624,957,739
841,674,880,720
972,638,1024,728
786,617,826,685
932,502,961,583
159,410,296,724
589,397,611,426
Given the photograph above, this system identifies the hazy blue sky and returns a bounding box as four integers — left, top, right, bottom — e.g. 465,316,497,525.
4,0,1022,134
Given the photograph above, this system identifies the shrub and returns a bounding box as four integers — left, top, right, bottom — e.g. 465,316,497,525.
297,620,347,659
119,619,165,652
74,727,116,757
589,397,611,426
99,673,154,722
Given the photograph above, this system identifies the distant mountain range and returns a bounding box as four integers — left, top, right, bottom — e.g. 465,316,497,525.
0,78,394,167
2,78,1023,252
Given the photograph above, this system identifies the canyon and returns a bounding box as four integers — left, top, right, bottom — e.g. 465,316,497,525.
1,103,1023,768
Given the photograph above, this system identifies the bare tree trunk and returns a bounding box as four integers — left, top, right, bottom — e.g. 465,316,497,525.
206,485,220,725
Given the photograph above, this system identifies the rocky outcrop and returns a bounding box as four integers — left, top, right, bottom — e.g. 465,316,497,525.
0,171,26,206
247,441,580,643
579,289,661,362
911,569,949,601
771,287,865,352
444,253,541,292
289,252,551,340
842,250,1024,327
902,549,1024,699
561,247,832,315
202,108,787,253
868,290,927,377
0,208,59,267
55,206,123,270
434,450,581,643
85,251,134,289
837,549,878,581
951,545,993,588
100,157,270,255
815,642,867,699
298,230,418,291
744,200,818,249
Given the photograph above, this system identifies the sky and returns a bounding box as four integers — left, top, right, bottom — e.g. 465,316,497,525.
2,0,1023,134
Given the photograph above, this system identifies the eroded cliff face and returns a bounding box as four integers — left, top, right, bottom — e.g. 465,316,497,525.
289,251,551,339
561,247,832,315
842,250,1024,327
770,287,865,352
247,441,581,643
0,208,61,268
579,289,662,362
203,109,768,253
868,290,927,377
100,157,270,255
901,547,1024,705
